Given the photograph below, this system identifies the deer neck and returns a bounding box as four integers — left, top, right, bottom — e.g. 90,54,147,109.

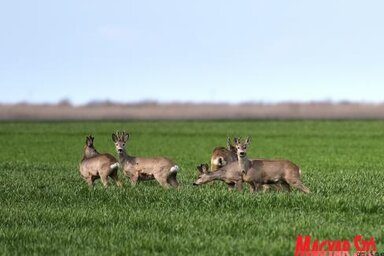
83,146,99,159
238,156,251,172
230,149,238,160
208,169,228,181
118,150,135,164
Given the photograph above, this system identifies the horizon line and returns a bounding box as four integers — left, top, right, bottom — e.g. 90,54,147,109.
2,99,384,107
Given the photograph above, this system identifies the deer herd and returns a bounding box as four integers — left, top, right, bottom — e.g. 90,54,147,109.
80,131,310,193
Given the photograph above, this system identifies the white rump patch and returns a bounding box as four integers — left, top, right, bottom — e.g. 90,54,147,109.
110,162,120,169
170,165,180,173
212,157,226,166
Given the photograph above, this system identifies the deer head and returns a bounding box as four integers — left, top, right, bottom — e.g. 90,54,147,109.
85,135,95,148
83,135,99,159
193,163,211,185
234,137,251,159
112,131,129,154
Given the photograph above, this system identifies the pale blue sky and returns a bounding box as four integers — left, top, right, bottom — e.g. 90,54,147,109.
1,0,383,105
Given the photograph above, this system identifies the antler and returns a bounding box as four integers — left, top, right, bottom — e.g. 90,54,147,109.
114,131,129,142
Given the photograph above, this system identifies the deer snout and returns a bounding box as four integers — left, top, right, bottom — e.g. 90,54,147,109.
117,148,123,153
239,152,246,158
193,182,197,186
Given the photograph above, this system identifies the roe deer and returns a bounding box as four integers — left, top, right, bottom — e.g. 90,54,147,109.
235,137,310,193
79,135,122,187
83,135,99,158
193,163,243,191
192,162,287,192
210,137,288,192
112,131,180,189
210,137,237,172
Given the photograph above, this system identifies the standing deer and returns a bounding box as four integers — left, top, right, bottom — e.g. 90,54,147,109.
79,135,122,187
83,135,99,158
112,131,180,189
210,137,237,172
193,163,243,191
210,137,288,192
235,137,310,193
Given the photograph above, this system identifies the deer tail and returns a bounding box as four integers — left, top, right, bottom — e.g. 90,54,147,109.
169,165,180,174
212,157,226,167
110,162,120,169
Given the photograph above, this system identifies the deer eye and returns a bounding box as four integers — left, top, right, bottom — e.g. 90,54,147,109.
122,143,125,146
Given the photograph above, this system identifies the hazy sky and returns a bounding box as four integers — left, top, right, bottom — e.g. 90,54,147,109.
1,0,384,105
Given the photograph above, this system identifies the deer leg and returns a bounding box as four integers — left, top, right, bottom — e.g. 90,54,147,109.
130,174,139,186
83,175,94,187
110,170,123,187
235,180,243,192
261,184,270,192
254,182,263,192
167,174,179,188
154,173,171,189
227,183,236,191
296,182,310,193
249,182,256,193
157,178,171,189
100,175,109,187
286,178,310,193
278,182,291,192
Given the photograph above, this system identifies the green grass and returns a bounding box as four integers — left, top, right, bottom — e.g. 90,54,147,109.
0,121,383,255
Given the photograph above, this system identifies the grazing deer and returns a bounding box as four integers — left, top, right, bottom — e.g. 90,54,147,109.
193,163,243,191
210,137,237,172
235,137,310,193
79,135,122,187
112,131,180,189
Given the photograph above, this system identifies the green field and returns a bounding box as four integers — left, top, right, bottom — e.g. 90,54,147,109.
0,121,383,255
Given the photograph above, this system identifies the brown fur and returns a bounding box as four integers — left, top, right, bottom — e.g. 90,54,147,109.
193,163,243,191
112,131,180,189
235,137,310,193
210,137,237,172
79,135,122,187
83,135,99,159
216,137,289,192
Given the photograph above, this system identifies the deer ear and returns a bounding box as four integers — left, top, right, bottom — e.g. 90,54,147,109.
123,133,129,142
233,137,239,145
197,164,203,173
245,136,251,145
112,133,118,142
202,163,209,174
226,137,232,150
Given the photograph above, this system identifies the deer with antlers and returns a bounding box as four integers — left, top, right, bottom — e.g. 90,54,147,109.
112,131,180,189
79,135,122,187
235,137,310,193
194,136,290,192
